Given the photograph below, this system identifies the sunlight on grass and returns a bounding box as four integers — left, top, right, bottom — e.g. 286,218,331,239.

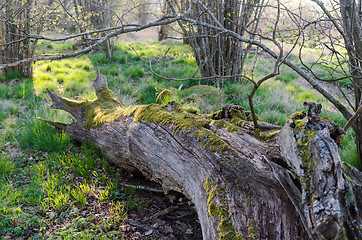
33,57,94,98
16,120,72,152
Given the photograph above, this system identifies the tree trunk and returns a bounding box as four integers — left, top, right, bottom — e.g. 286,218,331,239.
41,72,362,240
158,0,171,41
0,0,34,77
175,0,262,84
339,0,362,168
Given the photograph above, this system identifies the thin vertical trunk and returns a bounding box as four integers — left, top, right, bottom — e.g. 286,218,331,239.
176,0,262,82
340,0,362,167
1,0,34,77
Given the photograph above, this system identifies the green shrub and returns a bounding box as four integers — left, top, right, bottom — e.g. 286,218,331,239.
90,53,111,64
180,85,218,97
0,110,8,122
112,54,127,64
340,142,361,170
10,79,34,99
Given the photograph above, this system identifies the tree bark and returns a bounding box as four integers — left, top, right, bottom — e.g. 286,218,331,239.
41,72,362,240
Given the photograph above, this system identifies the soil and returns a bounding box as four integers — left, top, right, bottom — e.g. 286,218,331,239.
109,164,203,240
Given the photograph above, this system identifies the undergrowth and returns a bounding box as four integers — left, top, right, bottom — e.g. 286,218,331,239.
0,76,149,239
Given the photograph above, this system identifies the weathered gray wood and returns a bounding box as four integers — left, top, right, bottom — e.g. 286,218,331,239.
42,73,362,240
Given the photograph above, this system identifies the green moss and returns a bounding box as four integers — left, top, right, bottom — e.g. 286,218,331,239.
205,177,212,192
226,124,240,133
156,89,173,104
336,227,348,240
229,108,244,119
209,110,223,120
205,177,244,240
259,130,280,141
195,118,209,128
75,87,236,157
231,117,243,126
247,220,260,239
186,107,198,114
291,112,318,199
286,110,305,121
212,120,227,129
344,173,361,187
71,86,124,129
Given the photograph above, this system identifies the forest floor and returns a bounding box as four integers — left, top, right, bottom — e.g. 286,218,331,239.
0,37,360,239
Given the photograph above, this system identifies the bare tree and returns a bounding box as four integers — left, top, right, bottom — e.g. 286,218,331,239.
0,2,192,72
165,0,265,88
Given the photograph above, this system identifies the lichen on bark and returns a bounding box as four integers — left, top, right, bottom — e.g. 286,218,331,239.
205,177,244,240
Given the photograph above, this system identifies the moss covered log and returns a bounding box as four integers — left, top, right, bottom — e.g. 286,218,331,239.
42,72,362,240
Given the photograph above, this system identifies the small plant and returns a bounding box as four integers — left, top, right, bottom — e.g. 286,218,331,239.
46,65,52,71
0,110,8,122
71,155,91,178
43,175,59,198
0,155,12,179
0,83,10,99
5,71,23,80
137,84,157,104
109,201,127,225
71,183,90,208
33,162,47,183
276,70,297,84
52,187,70,212
94,188,109,203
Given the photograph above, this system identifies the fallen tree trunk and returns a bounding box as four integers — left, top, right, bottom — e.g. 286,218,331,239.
41,72,362,240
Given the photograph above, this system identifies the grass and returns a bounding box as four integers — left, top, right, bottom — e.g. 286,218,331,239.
0,73,149,239
0,38,360,238
17,120,72,152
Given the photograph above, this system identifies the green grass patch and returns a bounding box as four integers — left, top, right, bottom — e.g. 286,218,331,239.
276,70,298,84
0,155,13,179
16,120,72,153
